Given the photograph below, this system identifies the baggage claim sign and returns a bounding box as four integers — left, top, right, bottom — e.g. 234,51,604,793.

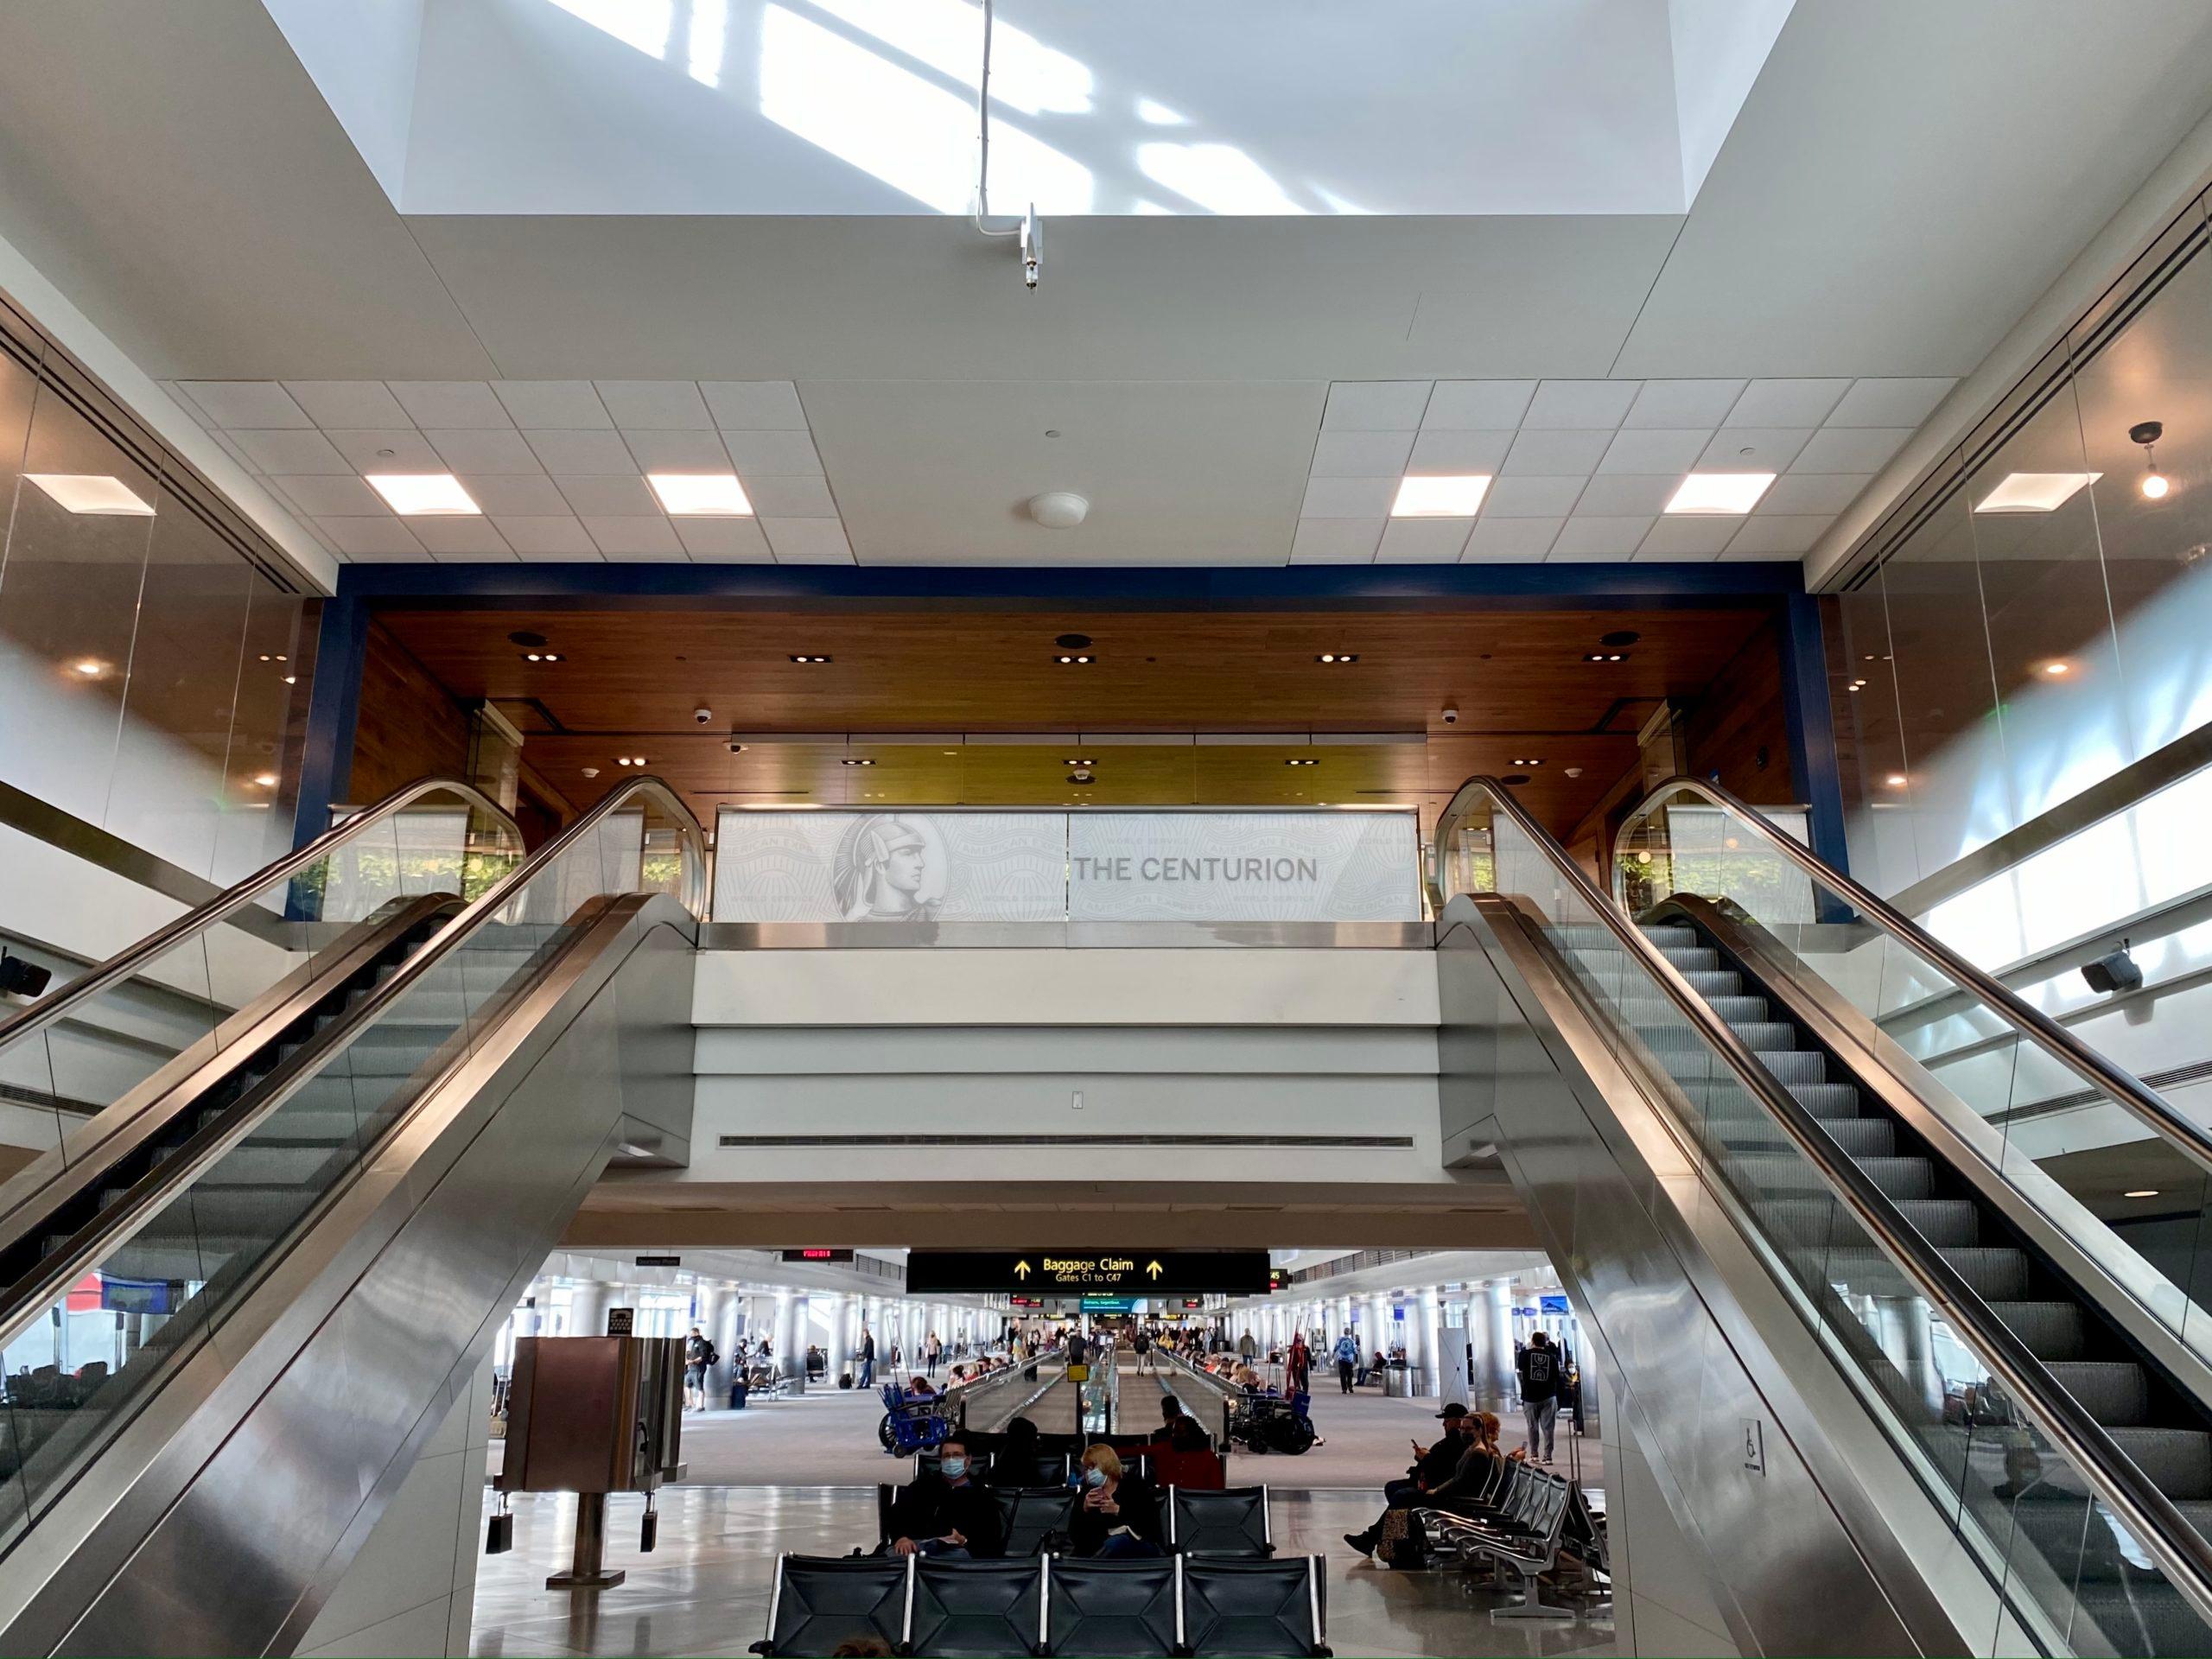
906,1250,1274,1296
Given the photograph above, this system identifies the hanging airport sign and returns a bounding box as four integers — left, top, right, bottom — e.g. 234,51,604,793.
906,1249,1273,1294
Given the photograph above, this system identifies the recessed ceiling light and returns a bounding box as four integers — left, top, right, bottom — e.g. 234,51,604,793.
282,674,296,684
1055,654,1094,665
1315,652,1360,664
2126,1189,2161,1199
1285,757,1319,766
1064,757,1096,766
790,654,832,664
648,473,753,516
2041,660,2070,677
26,474,156,516
1391,474,1491,517
366,473,480,515
1973,472,2100,513
1885,773,1909,787
1584,652,1627,664
1664,473,1775,515
842,758,876,766
521,651,564,663
1510,758,1546,767
251,772,278,788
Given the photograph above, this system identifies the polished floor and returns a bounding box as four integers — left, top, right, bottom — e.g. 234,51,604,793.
469,1485,1615,1659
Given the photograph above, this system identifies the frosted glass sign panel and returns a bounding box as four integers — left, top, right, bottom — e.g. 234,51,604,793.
1068,811,1420,921
714,810,1065,921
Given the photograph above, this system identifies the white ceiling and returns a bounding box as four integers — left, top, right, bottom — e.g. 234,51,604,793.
2,1,2211,580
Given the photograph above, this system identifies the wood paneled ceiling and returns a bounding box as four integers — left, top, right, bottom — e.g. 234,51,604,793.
376,605,1772,831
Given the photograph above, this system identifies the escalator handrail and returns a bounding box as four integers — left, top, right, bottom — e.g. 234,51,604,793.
0,774,524,1054
1434,772,2212,1632
1612,774,2212,1179
0,776,705,1365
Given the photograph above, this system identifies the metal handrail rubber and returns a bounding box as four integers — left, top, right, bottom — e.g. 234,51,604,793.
1434,772,2212,1633
1613,773,2212,1178
0,776,706,1368
0,774,524,1054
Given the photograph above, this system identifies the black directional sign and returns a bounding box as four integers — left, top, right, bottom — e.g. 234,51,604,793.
906,1250,1272,1296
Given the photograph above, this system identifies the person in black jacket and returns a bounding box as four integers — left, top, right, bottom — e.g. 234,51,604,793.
986,1416,1049,1487
886,1440,1003,1558
1067,1445,1164,1559
1383,1402,1468,1506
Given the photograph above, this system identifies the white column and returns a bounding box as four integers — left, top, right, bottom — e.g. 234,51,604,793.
1366,1293,1389,1363
772,1289,802,1382
712,1287,742,1401
824,1293,851,1384
1478,1281,1515,1409
569,1281,613,1341
1418,1287,1442,1397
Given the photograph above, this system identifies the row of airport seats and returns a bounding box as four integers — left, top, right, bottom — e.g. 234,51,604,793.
876,1484,1273,1559
753,1552,1330,1656
1414,1462,1607,1622
924,1437,1230,1491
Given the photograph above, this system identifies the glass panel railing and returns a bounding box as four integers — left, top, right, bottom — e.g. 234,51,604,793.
0,780,703,1553
0,781,524,1179
1615,781,2212,1372
1440,778,2212,1656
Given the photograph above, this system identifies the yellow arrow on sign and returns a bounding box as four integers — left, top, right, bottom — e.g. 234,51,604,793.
1014,1260,1032,1280
1146,1260,1164,1280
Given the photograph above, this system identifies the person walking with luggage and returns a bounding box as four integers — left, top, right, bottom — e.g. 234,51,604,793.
1517,1330,1562,1464
1332,1331,1360,1394
1133,1327,1154,1372
683,1325,717,1412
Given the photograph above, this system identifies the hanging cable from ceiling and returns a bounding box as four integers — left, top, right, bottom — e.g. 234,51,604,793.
972,0,1042,288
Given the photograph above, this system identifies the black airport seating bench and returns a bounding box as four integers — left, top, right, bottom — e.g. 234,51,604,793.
875,1485,1274,1560
751,1551,1331,1656
1412,1460,1608,1622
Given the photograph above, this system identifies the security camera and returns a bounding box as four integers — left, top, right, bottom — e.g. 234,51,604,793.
693,706,713,725
1564,766,1584,779
727,740,747,754
1440,706,1459,726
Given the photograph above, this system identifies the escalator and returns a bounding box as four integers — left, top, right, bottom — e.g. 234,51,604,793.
0,776,706,1656
1434,775,2212,1656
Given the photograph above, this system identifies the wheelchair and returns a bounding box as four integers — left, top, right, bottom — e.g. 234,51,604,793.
877,1382,957,1456
1228,1389,1318,1455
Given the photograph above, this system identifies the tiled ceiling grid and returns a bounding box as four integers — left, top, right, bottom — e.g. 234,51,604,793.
1296,376,1956,564
162,378,852,565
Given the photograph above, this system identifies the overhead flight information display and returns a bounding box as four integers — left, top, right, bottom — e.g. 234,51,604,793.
906,1250,1273,1296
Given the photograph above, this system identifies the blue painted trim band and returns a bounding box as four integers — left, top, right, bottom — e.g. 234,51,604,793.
292,590,368,852
1777,590,1850,879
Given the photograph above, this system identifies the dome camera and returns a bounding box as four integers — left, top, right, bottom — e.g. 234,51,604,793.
727,740,747,754
693,706,714,725
1440,706,1459,726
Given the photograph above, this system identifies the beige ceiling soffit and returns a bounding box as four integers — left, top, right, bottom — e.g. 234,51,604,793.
1807,102,2212,593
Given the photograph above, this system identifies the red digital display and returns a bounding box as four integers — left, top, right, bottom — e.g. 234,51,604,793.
780,1248,856,1263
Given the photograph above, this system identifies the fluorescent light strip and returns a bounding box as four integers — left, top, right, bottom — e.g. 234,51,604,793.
1664,473,1774,515
649,473,753,516
1391,474,1491,517
365,474,480,515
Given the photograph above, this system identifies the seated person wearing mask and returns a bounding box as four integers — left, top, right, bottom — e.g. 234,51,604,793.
886,1439,1003,1558
1068,1445,1165,1559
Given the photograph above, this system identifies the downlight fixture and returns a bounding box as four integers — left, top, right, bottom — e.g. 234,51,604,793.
2132,421,2171,499
1029,491,1088,529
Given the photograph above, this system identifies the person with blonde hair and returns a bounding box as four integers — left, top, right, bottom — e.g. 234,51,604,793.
1068,1443,1164,1558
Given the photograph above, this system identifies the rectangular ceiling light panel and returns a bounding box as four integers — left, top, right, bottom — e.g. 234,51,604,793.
648,473,754,516
366,473,482,515
25,474,156,515
1973,472,2101,512
1390,474,1491,517
1664,472,1775,515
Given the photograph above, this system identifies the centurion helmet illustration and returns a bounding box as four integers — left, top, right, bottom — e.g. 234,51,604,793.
831,815,944,923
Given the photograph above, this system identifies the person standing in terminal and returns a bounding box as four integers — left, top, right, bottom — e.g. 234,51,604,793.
857,1324,875,1388
1287,1330,1312,1395
925,1330,941,1377
1237,1328,1256,1364
1333,1329,1360,1393
683,1325,715,1412
1518,1330,1561,1465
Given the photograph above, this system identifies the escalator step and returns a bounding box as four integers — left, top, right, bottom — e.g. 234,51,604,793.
1991,1300,2087,1360
1728,1021,1807,1052
2107,1427,2212,1500
1934,1246,2031,1300
1713,1113,1892,1159
2072,1586,2207,1655
1790,1084,1862,1117
1657,946,1721,972
2045,1362,2151,1427
1853,1157,1936,1200
1622,995,1771,1027
1638,925,1700,950
1679,969,1745,998
1893,1199,1980,1247
1726,1154,1932,1200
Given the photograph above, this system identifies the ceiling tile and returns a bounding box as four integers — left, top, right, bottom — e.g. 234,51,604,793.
1573,474,1677,516
1791,427,1913,474
676,518,775,561
582,516,683,556
1827,378,1955,429
744,475,838,518
702,380,809,430
492,515,597,555
1726,514,1833,556
1725,378,1850,429
525,429,639,474
1698,428,1811,471
1637,517,1738,556
282,380,410,428
1288,518,1381,563
427,547,519,563
1321,381,1431,432
624,429,734,472
1462,517,1561,560
723,429,825,475
1407,429,1513,472
387,381,511,429
594,381,713,429
1523,380,1638,430
1549,515,1653,556
1500,429,1609,476
425,428,543,474
461,474,571,516
1757,473,1872,515
175,381,311,429
313,516,423,555
1482,475,1585,518
1376,518,1472,563
1622,379,1745,429
1309,430,1415,478
324,429,445,470
1301,475,1395,518
1421,381,1535,430
764,518,855,564
232,429,352,474
410,517,511,556
556,474,659,516
492,381,613,429
1597,428,1712,474
266,474,385,516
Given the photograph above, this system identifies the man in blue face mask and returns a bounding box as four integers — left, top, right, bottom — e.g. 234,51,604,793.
887,1438,1004,1559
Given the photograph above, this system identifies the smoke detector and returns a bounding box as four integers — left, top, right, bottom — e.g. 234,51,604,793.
1029,491,1088,529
